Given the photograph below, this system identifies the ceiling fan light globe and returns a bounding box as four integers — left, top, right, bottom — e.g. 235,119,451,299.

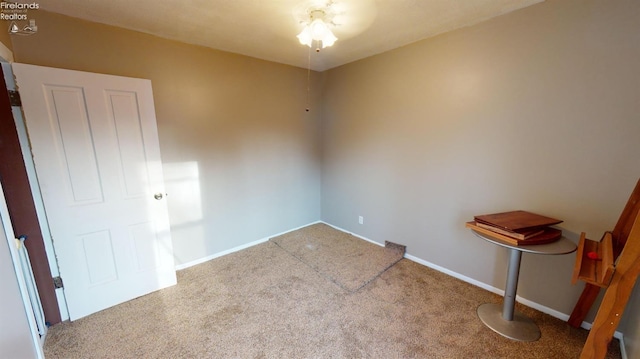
309,19,329,40
321,31,337,47
297,27,313,46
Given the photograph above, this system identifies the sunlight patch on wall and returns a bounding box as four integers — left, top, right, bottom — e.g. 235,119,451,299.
163,161,206,264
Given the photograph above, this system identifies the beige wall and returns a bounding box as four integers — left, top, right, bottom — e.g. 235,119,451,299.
0,25,12,51
321,0,639,338
0,23,12,61
11,11,322,266
7,0,640,350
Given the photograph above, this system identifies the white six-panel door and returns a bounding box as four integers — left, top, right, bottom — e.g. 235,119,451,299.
12,63,176,320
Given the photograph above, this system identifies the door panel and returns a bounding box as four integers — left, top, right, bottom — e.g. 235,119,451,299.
46,85,104,204
108,90,150,198
12,63,176,320
130,221,160,271
80,230,117,285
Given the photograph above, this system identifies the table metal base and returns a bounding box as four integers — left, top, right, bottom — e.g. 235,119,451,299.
477,303,541,342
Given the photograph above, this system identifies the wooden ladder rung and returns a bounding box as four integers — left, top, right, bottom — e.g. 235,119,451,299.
572,232,615,288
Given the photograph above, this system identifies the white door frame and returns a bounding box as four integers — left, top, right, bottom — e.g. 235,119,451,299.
0,181,44,358
2,58,69,320
0,47,44,359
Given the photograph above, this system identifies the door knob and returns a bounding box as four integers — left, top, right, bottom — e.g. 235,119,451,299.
154,193,163,200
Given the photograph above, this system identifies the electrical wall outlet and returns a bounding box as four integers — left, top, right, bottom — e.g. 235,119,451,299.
358,216,364,224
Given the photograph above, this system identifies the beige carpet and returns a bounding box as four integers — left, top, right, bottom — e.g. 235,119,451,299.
43,223,621,358
271,223,405,291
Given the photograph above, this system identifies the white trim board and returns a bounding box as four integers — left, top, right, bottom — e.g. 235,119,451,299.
174,221,322,270
620,336,628,359
3,62,70,321
318,222,626,343
173,220,626,355
0,182,45,358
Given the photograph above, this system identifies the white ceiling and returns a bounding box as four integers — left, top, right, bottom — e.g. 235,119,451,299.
27,0,543,71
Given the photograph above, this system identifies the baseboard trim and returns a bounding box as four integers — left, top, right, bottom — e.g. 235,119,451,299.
619,335,628,359
404,253,575,318
579,320,626,339
320,221,385,247
319,221,629,343
175,220,627,353
174,221,322,270
408,253,630,353
320,222,517,297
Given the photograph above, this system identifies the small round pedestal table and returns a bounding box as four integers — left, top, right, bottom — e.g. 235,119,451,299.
471,231,576,342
